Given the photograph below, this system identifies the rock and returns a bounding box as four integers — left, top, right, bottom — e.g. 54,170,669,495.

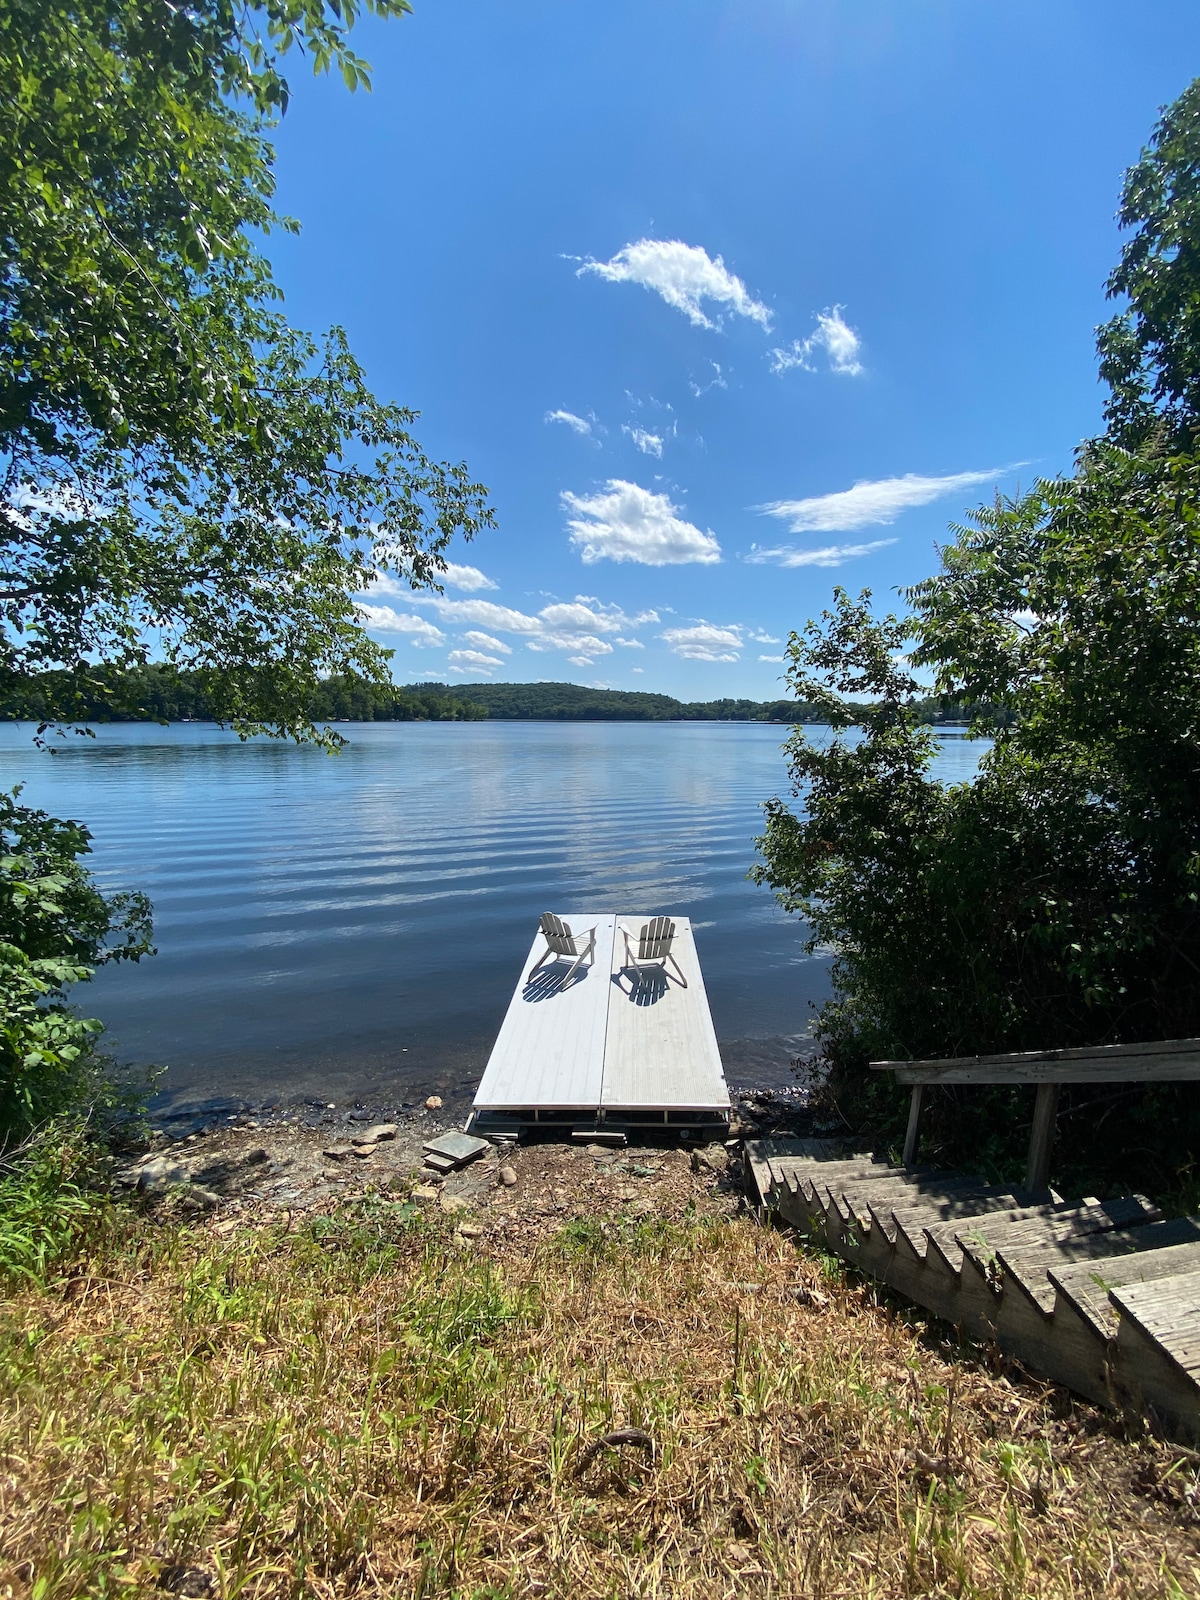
411,1185,440,1202
136,1156,190,1194
614,1185,640,1202
425,1095,443,1111
243,1147,269,1165
629,1198,655,1218
439,1193,469,1216
351,1146,376,1160
351,1123,398,1146
322,1144,356,1161
457,1223,484,1239
498,1165,518,1187
184,1186,222,1210
690,1144,729,1175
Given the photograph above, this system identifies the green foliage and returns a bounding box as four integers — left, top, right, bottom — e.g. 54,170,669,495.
0,1124,115,1283
0,787,152,1140
0,0,493,742
414,680,822,722
1098,80,1200,451
0,665,488,723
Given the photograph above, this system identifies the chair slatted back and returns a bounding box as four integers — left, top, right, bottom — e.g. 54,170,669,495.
540,912,576,955
637,917,675,960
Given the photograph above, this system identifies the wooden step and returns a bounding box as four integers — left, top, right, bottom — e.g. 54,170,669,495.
1049,1220,1200,1334
1111,1268,1200,1441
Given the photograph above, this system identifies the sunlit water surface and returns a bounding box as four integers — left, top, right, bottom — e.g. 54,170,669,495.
0,721,987,1113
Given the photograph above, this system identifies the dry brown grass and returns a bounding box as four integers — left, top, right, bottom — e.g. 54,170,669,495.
0,1196,1198,1598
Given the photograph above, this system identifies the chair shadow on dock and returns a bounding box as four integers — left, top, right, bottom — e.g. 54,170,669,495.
613,967,668,1006
521,964,592,1003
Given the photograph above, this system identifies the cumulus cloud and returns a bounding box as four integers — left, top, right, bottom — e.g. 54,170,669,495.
408,593,654,659
442,562,499,592
622,424,664,458
447,649,505,674
770,306,864,377
527,632,613,657
567,655,595,667
661,623,742,662
545,409,592,436
756,466,1013,534
462,630,511,654
747,628,781,643
758,653,782,662
366,563,498,598
356,606,446,645
746,539,898,568
576,239,771,331
615,637,644,649
562,480,721,566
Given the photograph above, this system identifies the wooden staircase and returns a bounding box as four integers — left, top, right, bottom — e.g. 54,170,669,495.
746,1137,1200,1443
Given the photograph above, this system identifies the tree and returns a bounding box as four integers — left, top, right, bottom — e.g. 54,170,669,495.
1,0,494,739
754,80,1200,1194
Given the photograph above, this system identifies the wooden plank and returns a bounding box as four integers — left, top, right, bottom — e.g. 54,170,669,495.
1111,1269,1200,1439
870,1035,1200,1084
472,914,616,1111
1050,1223,1200,1336
1112,1270,1200,1383
600,916,730,1112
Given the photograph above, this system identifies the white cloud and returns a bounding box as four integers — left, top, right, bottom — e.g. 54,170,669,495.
462,630,511,654
756,466,1013,533
690,362,727,397
758,653,782,662
366,563,497,598
562,480,721,566
356,606,447,645
538,628,599,653
770,306,864,377
447,649,504,673
746,539,898,568
632,667,644,674
545,409,592,436
442,562,499,592
623,425,664,458
408,593,651,659
576,239,771,331
747,629,781,643
661,623,742,662
567,655,594,667
615,637,644,649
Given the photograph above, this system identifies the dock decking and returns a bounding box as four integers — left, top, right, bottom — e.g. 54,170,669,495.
469,913,730,1136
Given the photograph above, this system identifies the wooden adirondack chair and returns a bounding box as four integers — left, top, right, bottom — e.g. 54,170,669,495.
527,913,598,985
619,916,688,988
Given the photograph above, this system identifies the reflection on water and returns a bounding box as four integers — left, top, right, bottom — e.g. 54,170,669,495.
0,721,988,1109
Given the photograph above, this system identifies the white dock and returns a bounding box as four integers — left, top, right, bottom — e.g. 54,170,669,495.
469,913,731,1136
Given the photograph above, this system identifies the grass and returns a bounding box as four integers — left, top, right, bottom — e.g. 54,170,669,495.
0,1193,1198,1598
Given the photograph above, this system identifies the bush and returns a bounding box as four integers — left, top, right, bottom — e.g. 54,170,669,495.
0,788,153,1144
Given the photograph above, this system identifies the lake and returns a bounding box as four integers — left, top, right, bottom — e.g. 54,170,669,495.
0,720,987,1116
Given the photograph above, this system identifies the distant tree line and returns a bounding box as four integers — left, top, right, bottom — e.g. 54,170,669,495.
412,681,829,722
0,668,486,725
0,668,1001,728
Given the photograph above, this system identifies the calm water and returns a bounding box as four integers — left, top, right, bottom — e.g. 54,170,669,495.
0,721,986,1112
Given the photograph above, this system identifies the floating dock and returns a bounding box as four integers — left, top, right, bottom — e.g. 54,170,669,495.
468,912,730,1138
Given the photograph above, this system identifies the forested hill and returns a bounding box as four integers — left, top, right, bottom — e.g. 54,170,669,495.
410,682,818,721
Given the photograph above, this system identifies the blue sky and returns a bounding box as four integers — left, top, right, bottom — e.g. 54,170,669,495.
267,0,1200,699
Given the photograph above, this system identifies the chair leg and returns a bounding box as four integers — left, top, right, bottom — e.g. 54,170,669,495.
527,941,552,982
666,952,688,988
